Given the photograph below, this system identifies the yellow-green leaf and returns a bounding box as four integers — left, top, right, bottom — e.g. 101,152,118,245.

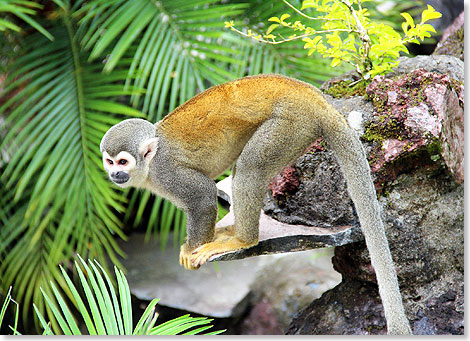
419,23,437,34
224,21,234,28
401,21,408,34
266,24,279,35
312,36,322,45
280,13,291,22
400,12,414,29
331,58,341,68
421,5,442,23
301,0,316,11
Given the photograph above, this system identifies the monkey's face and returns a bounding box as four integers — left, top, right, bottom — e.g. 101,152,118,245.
102,150,138,188
100,118,159,189
101,137,159,189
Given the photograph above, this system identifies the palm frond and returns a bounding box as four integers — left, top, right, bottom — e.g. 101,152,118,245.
29,256,224,335
0,0,53,40
0,2,143,331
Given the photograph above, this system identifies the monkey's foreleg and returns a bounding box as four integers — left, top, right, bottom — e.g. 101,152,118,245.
157,168,218,271
180,243,200,270
179,200,218,270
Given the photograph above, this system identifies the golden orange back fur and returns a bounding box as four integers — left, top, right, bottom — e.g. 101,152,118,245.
157,74,338,178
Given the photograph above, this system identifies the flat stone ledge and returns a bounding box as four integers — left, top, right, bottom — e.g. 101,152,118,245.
210,210,364,262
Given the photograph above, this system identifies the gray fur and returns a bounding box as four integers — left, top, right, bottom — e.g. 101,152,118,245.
100,118,155,158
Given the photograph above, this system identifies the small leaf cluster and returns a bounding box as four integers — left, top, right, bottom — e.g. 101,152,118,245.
226,0,442,79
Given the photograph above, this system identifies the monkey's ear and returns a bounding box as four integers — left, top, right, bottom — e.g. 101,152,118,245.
139,137,159,161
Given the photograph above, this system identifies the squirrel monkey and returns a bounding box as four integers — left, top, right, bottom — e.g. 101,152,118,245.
100,75,411,334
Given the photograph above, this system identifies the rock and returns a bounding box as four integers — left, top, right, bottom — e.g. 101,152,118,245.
287,278,387,335
239,299,283,335
268,165,300,198
411,272,464,335
264,149,358,228
287,170,464,335
433,11,464,61
324,95,375,134
363,68,464,188
243,249,341,333
434,83,464,183
211,208,363,262
386,55,464,83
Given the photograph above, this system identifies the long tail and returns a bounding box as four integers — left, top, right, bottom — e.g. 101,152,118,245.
322,109,412,335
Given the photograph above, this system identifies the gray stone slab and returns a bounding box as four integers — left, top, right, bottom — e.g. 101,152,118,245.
210,210,364,262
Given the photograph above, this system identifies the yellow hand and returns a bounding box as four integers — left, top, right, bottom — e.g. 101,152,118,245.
179,243,200,270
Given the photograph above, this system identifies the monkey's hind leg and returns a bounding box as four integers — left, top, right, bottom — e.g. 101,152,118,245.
191,114,315,268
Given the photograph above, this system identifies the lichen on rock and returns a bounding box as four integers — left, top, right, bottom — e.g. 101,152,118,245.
363,68,464,190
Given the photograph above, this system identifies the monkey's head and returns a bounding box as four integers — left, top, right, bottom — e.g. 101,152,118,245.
100,118,158,188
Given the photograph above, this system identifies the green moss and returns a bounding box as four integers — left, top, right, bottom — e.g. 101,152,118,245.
362,116,403,143
402,141,414,152
325,79,368,98
426,138,442,159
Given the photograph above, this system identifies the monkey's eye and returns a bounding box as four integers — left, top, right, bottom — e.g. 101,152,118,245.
118,159,128,165
107,159,114,165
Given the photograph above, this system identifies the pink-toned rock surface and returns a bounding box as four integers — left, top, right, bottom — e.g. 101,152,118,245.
365,69,464,187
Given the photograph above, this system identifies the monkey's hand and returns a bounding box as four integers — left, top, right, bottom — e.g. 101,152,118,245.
179,243,200,270
190,231,257,268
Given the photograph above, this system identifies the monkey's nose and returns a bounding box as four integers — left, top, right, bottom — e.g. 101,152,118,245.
111,171,129,184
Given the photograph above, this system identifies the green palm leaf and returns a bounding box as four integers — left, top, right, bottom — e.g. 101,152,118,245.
0,0,53,40
28,256,223,335
78,0,249,121
0,1,143,331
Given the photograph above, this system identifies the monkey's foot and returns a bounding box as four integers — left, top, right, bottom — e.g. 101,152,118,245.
179,243,200,270
191,238,257,268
